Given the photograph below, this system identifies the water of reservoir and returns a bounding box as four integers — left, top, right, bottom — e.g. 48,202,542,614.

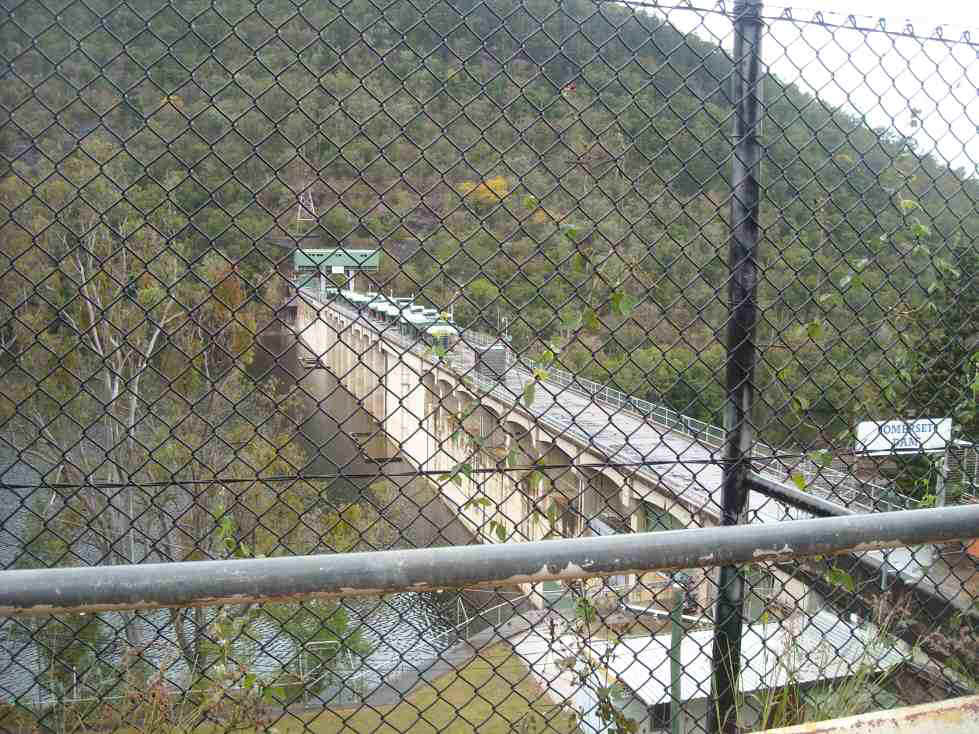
0,326,455,708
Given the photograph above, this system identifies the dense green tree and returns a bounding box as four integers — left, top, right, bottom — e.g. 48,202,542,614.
1,0,977,449
0,142,363,662
894,239,979,439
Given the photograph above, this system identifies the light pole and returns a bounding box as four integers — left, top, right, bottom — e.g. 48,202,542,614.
670,572,691,734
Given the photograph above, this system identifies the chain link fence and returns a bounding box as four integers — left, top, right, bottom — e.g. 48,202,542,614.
2,0,979,732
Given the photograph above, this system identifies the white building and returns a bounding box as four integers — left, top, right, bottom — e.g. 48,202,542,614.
516,610,908,734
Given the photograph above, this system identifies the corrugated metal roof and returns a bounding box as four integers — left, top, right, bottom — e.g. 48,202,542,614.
427,321,459,336
338,289,372,303
604,610,908,706
366,296,400,316
293,248,380,270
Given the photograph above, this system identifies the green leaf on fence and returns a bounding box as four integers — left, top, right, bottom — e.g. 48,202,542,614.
440,468,463,486
934,257,960,277
824,566,856,593
523,381,536,408
562,311,583,330
265,685,288,702
910,221,931,239
494,522,507,542
611,291,637,318
817,292,841,306
575,597,597,624
790,473,807,492
547,501,559,529
917,494,937,509
808,450,833,467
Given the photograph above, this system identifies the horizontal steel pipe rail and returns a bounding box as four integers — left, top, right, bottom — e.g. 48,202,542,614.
762,694,979,734
753,473,978,624
1,505,978,617
747,472,856,517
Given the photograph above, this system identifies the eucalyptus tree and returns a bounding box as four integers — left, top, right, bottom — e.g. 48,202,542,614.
1,141,357,664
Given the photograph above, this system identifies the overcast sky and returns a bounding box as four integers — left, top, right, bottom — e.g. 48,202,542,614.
657,1,979,174
804,1,979,30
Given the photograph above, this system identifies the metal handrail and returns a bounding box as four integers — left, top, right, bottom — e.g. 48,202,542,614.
4,505,978,615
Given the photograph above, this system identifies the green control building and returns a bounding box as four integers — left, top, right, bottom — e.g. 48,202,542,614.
293,248,381,292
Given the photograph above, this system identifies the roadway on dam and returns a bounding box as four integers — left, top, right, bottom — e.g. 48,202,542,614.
300,289,785,526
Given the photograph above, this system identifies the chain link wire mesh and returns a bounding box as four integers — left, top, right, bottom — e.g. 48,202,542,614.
1,0,978,731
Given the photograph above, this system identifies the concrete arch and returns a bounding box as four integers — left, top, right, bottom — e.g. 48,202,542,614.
460,399,490,451
633,482,697,530
575,449,625,487
537,435,582,467
538,434,591,466
495,406,533,434
435,378,455,398
503,423,537,475
472,404,508,457
535,441,582,539
579,465,629,529
453,385,479,403
480,403,501,421
535,443,578,500
420,373,441,435
501,419,530,441
428,378,455,437
439,390,464,417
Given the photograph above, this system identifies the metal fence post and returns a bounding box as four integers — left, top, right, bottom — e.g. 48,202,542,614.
708,1,765,732
670,578,687,734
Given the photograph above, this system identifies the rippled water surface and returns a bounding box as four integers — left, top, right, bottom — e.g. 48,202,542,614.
0,329,453,706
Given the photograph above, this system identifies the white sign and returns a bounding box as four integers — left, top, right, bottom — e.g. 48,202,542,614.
331,265,345,275
856,418,951,455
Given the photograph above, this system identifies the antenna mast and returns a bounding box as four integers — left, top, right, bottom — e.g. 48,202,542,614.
296,189,316,224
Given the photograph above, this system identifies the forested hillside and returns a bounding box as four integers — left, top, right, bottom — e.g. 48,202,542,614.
3,0,978,449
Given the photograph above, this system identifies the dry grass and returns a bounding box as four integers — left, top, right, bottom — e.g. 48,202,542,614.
284,643,578,734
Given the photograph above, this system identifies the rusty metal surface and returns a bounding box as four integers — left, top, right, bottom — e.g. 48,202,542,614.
1,505,977,617
761,695,979,734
